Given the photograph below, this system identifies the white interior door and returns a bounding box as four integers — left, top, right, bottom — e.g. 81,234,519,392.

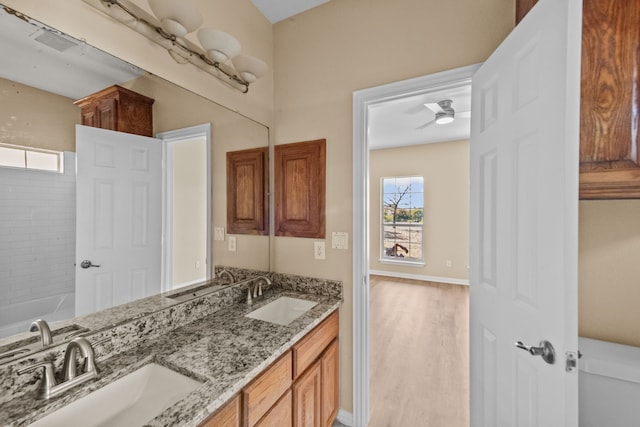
469,0,582,425
76,125,162,316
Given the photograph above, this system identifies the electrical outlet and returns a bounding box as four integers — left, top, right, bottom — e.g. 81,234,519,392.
446,259,452,268
228,236,237,252
314,241,326,260
195,260,200,269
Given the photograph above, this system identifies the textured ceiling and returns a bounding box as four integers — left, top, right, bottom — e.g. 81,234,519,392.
251,0,330,23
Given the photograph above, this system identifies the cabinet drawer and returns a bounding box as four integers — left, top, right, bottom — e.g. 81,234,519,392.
243,351,293,427
293,311,339,378
199,394,241,427
255,389,292,427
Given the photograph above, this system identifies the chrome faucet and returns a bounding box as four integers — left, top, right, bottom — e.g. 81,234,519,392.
17,337,104,400
218,269,236,284
246,276,271,305
30,319,53,347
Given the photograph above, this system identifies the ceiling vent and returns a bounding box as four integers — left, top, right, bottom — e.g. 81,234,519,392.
34,29,78,52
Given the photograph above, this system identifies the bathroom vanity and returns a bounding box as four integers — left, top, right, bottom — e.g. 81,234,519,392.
0,272,342,427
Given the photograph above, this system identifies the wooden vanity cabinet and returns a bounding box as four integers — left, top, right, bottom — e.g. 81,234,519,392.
516,0,640,199
292,311,339,427
243,352,293,427
200,394,241,427
74,85,154,137
198,311,339,427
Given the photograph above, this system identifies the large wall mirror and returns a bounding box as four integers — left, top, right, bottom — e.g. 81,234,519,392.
0,5,270,342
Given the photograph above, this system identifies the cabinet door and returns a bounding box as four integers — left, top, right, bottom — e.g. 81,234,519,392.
293,360,322,427
321,339,339,427
274,139,326,238
96,97,118,131
579,0,640,198
199,394,241,427
256,389,292,427
243,352,293,427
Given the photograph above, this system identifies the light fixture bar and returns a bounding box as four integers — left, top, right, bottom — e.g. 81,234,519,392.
82,0,251,93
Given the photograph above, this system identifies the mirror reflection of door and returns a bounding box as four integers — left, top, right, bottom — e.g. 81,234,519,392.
75,125,162,316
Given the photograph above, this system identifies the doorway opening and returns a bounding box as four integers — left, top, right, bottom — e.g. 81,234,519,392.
352,64,479,426
159,124,212,291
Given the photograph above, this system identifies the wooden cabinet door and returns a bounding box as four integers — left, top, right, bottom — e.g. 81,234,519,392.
96,97,117,131
243,352,293,427
321,339,339,427
579,0,640,198
293,360,322,427
255,389,292,427
227,147,269,235
274,139,326,238
199,394,241,427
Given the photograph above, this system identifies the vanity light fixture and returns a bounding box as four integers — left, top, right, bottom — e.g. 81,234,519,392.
82,0,268,93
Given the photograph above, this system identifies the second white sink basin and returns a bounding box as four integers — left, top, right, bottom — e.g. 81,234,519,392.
30,363,202,427
246,296,318,326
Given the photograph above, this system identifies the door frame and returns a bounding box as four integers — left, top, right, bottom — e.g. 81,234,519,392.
351,64,480,426
158,123,212,291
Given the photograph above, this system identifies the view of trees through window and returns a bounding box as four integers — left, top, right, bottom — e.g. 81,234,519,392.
381,176,424,262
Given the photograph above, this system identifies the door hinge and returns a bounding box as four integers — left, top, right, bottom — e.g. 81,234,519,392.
565,351,578,373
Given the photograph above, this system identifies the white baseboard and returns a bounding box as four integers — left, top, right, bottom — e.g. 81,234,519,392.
336,409,354,426
368,270,469,286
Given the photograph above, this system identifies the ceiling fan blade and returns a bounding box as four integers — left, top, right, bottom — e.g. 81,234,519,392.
458,111,471,118
416,119,436,130
424,103,444,114
404,104,428,115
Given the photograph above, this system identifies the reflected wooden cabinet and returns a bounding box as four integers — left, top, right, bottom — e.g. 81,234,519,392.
74,85,154,137
516,0,640,199
227,147,269,235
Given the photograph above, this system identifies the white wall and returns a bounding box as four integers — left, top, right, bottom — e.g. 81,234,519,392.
0,152,76,307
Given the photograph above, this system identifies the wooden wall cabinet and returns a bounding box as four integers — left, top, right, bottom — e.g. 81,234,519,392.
74,85,154,137
516,0,640,199
274,139,326,238
227,147,269,235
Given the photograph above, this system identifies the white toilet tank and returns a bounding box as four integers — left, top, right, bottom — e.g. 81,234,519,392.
579,337,640,427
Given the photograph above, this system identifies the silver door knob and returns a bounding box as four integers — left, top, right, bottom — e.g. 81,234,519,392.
80,260,101,269
515,340,556,364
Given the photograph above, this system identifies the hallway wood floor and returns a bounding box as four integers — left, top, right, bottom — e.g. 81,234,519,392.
368,275,469,427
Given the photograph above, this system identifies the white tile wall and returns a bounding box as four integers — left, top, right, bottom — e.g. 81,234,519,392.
0,152,76,306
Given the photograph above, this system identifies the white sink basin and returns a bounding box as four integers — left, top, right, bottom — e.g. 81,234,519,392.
30,363,202,427
246,297,318,326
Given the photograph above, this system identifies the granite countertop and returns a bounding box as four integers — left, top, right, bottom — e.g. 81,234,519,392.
2,287,341,427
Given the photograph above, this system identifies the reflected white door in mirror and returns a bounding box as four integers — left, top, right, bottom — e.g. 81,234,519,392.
75,126,163,316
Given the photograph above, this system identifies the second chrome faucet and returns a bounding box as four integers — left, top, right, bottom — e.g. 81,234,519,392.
17,336,106,400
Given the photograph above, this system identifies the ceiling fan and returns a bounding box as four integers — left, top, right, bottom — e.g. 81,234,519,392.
416,99,471,129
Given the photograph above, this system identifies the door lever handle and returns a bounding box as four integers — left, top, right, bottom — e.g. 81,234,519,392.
515,340,556,364
80,260,101,269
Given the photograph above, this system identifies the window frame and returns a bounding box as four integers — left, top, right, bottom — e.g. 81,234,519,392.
379,175,425,266
0,143,64,173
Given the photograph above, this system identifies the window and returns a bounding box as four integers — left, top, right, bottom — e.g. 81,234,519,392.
0,143,63,173
381,176,424,264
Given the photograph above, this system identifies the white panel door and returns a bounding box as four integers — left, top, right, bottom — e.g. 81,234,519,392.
469,0,582,425
76,125,162,316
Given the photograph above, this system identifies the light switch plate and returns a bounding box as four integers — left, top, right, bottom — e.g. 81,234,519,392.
228,236,237,252
214,227,225,241
332,232,349,250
